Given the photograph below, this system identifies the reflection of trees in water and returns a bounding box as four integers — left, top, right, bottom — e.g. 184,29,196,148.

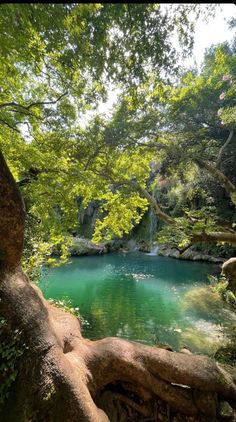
44,258,231,353
80,274,182,346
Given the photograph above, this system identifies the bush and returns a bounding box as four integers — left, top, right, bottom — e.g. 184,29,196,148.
208,275,236,308
48,297,90,327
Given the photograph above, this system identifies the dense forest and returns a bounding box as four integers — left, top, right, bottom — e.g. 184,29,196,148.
0,4,236,422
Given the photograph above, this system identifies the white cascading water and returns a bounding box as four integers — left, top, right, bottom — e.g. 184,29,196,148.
146,245,159,256
146,204,158,255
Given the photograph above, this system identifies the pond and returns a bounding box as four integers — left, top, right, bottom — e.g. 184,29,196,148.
40,252,236,355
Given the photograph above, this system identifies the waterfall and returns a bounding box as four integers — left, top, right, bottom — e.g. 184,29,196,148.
148,205,157,250
126,239,138,252
146,244,159,256
145,201,159,255
91,207,98,232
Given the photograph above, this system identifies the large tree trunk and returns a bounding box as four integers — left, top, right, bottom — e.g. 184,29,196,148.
1,151,236,422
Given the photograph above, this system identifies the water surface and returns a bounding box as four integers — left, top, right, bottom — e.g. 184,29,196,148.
40,252,235,354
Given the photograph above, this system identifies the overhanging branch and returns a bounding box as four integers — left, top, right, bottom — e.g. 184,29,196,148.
0,91,68,111
113,179,175,225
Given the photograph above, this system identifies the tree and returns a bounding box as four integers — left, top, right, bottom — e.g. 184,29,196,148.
91,42,236,255
1,150,236,422
1,4,236,421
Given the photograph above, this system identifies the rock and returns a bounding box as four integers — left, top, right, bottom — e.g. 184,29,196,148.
210,256,225,263
221,257,236,294
158,244,225,264
138,240,151,252
181,249,194,260
158,246,180,258
154,342,173,351
70,237,107,256
126,239,138,252
172,249,180,258
180,346,192,355
105,239,123,252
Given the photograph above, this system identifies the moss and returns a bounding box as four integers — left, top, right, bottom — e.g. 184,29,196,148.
181,287,224,319
214,325,236,365
180,326,224,355
214,345,236,366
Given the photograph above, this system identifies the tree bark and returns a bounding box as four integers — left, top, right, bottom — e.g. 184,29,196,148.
1,152,236,421
216,130,234,168
0,151,25,267
191,231,236,246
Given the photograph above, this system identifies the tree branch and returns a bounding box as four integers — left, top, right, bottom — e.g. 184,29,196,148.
0,119,21,133
216,129,234,168
191,231,236,246
0,92,68,111
113,179,175,225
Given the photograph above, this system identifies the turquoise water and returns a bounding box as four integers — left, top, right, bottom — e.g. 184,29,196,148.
40,252,236,354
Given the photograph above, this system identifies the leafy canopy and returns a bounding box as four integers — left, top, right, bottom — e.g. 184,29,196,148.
0,3,224,272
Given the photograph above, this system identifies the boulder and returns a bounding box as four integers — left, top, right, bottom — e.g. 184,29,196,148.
221,257,236,294
158,244,225,263
70,237,107,256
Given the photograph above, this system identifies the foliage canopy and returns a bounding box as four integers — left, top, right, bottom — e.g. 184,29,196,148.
0,3,235,274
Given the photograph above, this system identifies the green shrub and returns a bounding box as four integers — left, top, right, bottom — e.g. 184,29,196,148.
48,297,89,327
208,275,236,308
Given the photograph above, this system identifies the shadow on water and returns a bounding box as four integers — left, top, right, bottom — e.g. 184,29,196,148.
40,252,235,354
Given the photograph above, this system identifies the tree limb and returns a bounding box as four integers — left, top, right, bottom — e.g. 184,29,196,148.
0,118,21,133
113,179,175,225
0,91,68,111
191,231,236,246
216,129,234,168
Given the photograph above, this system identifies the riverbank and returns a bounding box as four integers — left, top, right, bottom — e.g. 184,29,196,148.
157,244,225,264
68,236,227,264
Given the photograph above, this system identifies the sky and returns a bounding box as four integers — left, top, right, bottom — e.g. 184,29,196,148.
186,3,236,68
22,4,236,134
97,3,236,117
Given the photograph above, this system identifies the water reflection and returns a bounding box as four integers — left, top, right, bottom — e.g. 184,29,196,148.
40,252,234,354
